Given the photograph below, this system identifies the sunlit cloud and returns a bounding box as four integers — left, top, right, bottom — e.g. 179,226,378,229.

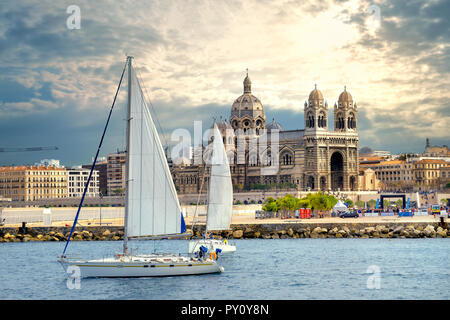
0,0,448,166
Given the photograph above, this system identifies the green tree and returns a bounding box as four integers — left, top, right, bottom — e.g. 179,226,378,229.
344,199,354,208
367,199,377,209
262,197,277,212
277,194,298,218
356,200,365,208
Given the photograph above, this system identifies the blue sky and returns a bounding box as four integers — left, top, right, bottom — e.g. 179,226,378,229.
0,0,449,166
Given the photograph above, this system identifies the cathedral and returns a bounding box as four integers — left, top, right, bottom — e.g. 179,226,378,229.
171,73,359,194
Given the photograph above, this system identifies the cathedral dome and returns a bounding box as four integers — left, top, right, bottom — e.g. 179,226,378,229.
230,71,266,129
338,86,353,103
266,118,284,131
308,84,324,101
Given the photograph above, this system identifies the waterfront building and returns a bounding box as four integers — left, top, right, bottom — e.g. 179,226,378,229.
67,167,100,198
171,73,360,193
107,151,126,195
424,138,450,157
358,167,380,191
413,159,448,191
438,164,450,189
0,165,68,201
82,160,108,195
367,160,414,191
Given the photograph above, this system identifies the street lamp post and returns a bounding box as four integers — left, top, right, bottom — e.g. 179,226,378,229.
99,192,103,226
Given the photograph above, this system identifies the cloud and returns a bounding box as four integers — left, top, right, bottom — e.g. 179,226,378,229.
0,0,448,166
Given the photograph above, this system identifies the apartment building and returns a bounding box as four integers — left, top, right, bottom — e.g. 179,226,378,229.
0,165,68,201
67,167,100,198
413,159,448,191
367,160,414,190
107,151,126,195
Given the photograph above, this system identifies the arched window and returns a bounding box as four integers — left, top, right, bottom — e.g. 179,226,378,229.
280,152,293,165
318,112,327,128
249,154,258,166
307,112,315,128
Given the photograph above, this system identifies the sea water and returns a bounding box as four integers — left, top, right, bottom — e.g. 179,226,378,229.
0,239,448,300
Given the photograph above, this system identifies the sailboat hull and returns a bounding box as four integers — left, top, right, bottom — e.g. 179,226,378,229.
188,239,236,254
59,254,222,278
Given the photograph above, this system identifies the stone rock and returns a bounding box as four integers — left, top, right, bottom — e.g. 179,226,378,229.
413,229,422,238
102,229,111,237
4,233,12,239
254,231,261,238
335,233,343,238
271,233,280,239
320,227,328,234
365,227,375,234
112,236,120,241
81,230,92,239
423,225,435,237
393,226,404,234
55,232,65,240
232,230,243,239
400,230,410,237
328,227,339,235
437,229,447,238
287,228,294,237
312,227,322,234
376,225,389,234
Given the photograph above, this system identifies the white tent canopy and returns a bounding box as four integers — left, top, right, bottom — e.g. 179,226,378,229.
333,200,348,212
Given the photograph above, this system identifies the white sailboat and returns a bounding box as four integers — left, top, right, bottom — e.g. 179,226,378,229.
59,57,223,278
188,123,236,254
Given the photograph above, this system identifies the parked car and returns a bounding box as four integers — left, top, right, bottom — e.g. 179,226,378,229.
339,211,359,218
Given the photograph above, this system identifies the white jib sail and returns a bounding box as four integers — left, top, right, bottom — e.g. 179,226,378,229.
206,123,233,231
127,66,182,237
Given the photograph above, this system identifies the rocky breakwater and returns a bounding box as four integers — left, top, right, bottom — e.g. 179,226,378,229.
191,222,449,239
0,226,124,242
1,222,449,242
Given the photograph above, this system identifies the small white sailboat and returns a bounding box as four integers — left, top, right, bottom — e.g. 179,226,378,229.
188,123,236,254
59,57,223,277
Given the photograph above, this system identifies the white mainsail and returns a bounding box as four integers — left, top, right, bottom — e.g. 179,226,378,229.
206,123,233,231
127,66,182,238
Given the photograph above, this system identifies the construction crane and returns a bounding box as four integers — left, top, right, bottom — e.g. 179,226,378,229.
0,146,58,152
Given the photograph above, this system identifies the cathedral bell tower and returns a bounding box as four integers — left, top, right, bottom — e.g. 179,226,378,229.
334,86,357,132
304,84,328,133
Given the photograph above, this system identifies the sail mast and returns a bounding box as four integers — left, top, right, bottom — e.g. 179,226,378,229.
123,56,133,255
